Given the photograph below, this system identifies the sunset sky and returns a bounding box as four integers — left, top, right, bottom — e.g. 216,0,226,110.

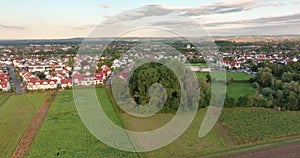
1,0,300,39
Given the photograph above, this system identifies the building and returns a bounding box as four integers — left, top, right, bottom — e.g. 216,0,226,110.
0,73,10,92
26,80,58,91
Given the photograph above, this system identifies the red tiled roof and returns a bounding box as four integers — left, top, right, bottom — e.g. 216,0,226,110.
61,79,72,84
0,81,8,88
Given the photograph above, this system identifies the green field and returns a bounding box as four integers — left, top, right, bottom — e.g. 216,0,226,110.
24,88,300,157
27,89,138,158
197,72,253,81
120,110,231,157
221,108,300,145
0,93,45,158
0,95,10,106
185,63,207,66
227,82,256,100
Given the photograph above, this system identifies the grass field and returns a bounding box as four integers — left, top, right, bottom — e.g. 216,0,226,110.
221,108,300,145
27,89,138,158
197,72,253,81
185,63,207,66
0,95,10,106
0,93,45,158
227,82,256,100
120,110,231,157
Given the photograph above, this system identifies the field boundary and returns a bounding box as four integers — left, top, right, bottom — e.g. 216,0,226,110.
105,88,143,158
215,120,234,147
11,92,57,158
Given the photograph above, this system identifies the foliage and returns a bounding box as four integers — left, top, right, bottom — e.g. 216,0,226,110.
128,62,182,113
253,61,300,110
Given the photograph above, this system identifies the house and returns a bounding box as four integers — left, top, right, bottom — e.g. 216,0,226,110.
217,60,241,69
0,81,10,92
26,80,57,91
0,73,11,92
186,66,212,72
72,74,96,86
60,79,72,89
72,65,111,86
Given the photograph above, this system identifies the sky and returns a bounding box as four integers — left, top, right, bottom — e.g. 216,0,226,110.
0,0,300,39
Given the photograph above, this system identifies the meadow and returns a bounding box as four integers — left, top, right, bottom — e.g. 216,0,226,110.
26,89,138,158
226,82,256,100
120,110,231,158
0,93,45,158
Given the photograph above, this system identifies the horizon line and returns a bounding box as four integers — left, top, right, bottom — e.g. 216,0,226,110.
1,34,300,41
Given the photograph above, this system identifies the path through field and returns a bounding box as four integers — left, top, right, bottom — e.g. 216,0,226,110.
11,92,56,158
204,137,300,158
225,142,300,158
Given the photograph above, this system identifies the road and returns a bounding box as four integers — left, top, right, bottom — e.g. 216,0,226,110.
8,65,25,94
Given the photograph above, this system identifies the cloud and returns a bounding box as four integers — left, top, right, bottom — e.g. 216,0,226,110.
202,13,300,36
79,1,297,37
0,24,25,30
209,22,300,36
114,4,173,21
178,0,286,16
114,0,288,22
100,3,110,8
201,13,300,27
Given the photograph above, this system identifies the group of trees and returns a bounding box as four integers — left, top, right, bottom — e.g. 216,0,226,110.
239,61,300,111
128,62,181,113
111,60,201,113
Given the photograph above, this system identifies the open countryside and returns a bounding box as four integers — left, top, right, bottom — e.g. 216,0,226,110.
1,37,300,157
21,86,300,158
0,93,44,157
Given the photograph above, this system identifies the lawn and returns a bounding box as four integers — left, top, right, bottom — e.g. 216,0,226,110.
26,89,138,158
0,93,45,158
196,72,253,81
221,108,300,145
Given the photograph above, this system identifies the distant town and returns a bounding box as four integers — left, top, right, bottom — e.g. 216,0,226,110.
0,37,299,93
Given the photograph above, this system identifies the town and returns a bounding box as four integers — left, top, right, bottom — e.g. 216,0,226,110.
0,38,299,93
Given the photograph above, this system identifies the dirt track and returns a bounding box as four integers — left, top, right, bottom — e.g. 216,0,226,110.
11,93,55,158
225,142,300,158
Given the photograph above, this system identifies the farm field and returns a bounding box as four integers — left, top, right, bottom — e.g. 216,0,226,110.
120,107,300,157
0,93,45,158
24,88,300,158
196,72,253,81
221,108,300,145
26,89,138,158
